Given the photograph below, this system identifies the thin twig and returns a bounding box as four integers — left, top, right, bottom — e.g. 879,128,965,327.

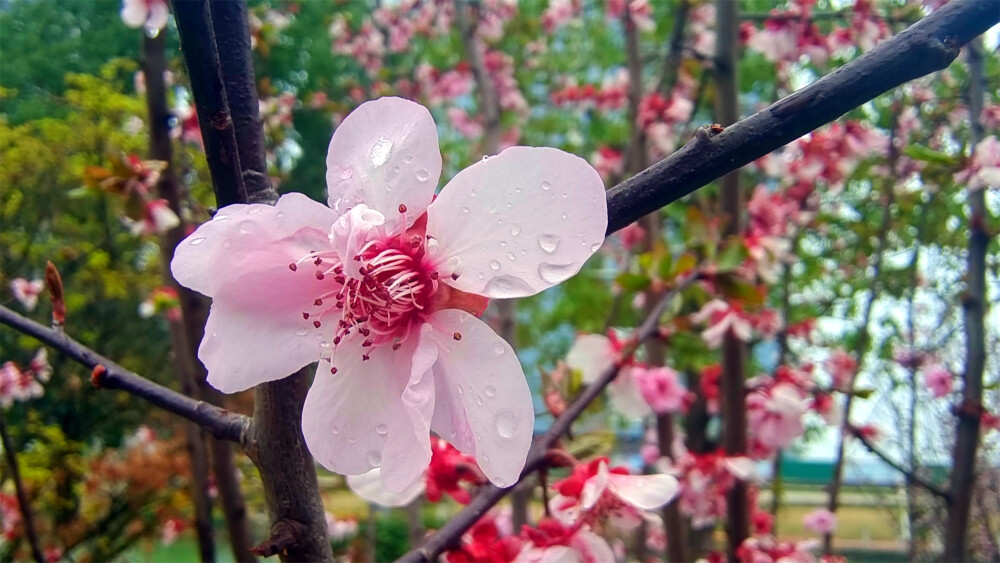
847,426,950,501
0,417,45,563
0,305,249,444
604,0,998,234
397,274,700,563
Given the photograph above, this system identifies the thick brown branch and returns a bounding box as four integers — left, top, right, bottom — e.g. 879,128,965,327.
848,426,950,501
397,275,700,563
0,305,249,444
604,0,999,234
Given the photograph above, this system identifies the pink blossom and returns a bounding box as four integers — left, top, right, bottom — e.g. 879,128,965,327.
1,359,45,407
566,333,650,417
1,493,20,541
541,0,580,33
955,136,1000,191
325,513,359,541
657,449,753,528
691,300,754,348
172,97,607,494
616,222,645,251
802,508,837,535
121,0,169,32
747,383,809,450
128,199,180,236
516,517,615,563
825,351,857,390
447,107,484,139
161,517,183,546
590,146,623,183
634,366,687,414
10,278,44,311
923,365,952,398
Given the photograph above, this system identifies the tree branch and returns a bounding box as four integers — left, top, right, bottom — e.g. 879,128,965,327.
170,0,248,208
604,0,998,234
847,426,950,501
0,305,249,444
0,417,45,563
397,275,700,563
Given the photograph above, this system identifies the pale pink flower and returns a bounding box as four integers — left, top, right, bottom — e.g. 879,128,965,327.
172,97,607,493
10,278,44,311
747,383,809,450
616,222,645,251
446,106,483,139
590,146,623,183
121,0,169,32
161,517,183,546
325,513,359,541
802,508,837,534
541,0,579,33
923,365,952,398
634,366,687,414
691,300,753,348
566,333,650,417
128,199,180,236
955,136,1000,191
29,349,51,383
825,350,857,390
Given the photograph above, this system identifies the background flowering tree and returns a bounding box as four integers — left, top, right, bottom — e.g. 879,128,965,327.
1,1,997,562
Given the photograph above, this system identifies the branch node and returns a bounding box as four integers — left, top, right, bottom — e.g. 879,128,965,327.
90,365,108,388
250,518,307,557
211,110,233,131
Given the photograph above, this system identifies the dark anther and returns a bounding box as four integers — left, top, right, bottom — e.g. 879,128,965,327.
398,204,407,213
392,342,402,350
314,299,323,306
331,367,338,374
315,271,325,280
302,312,310,319
288,263,298,271
453,332,462,341
313,320,322,328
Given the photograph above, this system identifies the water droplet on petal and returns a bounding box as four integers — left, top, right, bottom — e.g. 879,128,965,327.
461,206,470,214
376,424,389,436
539,262,577,284
561,213,568,220
495,477,508,488
537,234,561,253
341,168,354,180
332,425,340,435
510,224,521,237
457,386,464,395
482,275,533,298
506,252,516,261
591,242,602,252
541,181,552,191
482,155,491,162
367,450,382,465
276,211,285,218
370,138,393,167
416,169,430,181
476,396,483,406
493,343,505,355
478,272,485,279
189,237,207,245
485,385,497,397
239,220,255,235
496,410,519,439
296,328,309,336
404,155,415,163
348,436,358,444
489,260,501,271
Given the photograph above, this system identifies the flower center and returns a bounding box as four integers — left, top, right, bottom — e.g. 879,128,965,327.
290,230,440,361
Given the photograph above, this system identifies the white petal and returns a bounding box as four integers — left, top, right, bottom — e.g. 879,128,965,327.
121,0,147,27
425,310,533,488
326,97,441,227
146,1,170,31
581,461,609,510
346,468,425,508
302,334,432,490
565,334,614,385
607,472,680,510
426,147,607,299
172,192,337,296
571,530,615,563
608,366,652,418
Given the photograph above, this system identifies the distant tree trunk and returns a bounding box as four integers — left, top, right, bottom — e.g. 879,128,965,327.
714,1,749,558
943,37,987,562
0,417,45,563
142,32,217,563
142,32,259,563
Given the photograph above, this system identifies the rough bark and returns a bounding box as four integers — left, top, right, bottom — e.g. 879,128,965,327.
943,36,988,562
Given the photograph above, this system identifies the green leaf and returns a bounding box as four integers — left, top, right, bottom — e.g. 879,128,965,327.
717,236,748,271
903,145,958,165
616,272,651,291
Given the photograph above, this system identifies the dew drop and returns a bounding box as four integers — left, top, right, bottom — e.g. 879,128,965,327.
276,211,285,218
247,207,264,215
189,237,207,245
462,206,470,214
489,260,501,271
561,213,568,220
340,168,354,180
506,252,516,261
239,220,255,235
375,424,389,436
482,275,533,298
482,155,491,162
500,241,507,247
476,396,483,406
332,425,340,435
541,181,552,191
295,328,309,336
348,436,358,444
485,385,497,397
493,343,505,355
416,169,430,181
457,386,464,395
591,242,602,252
538,262,576,284
478,272,485,279
370,138,393,166
510,224,521,237
320,341,331,348
404,155,415,163
537,234,561,253
496,410,518,438
495,477,508,488
367,450,382,465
